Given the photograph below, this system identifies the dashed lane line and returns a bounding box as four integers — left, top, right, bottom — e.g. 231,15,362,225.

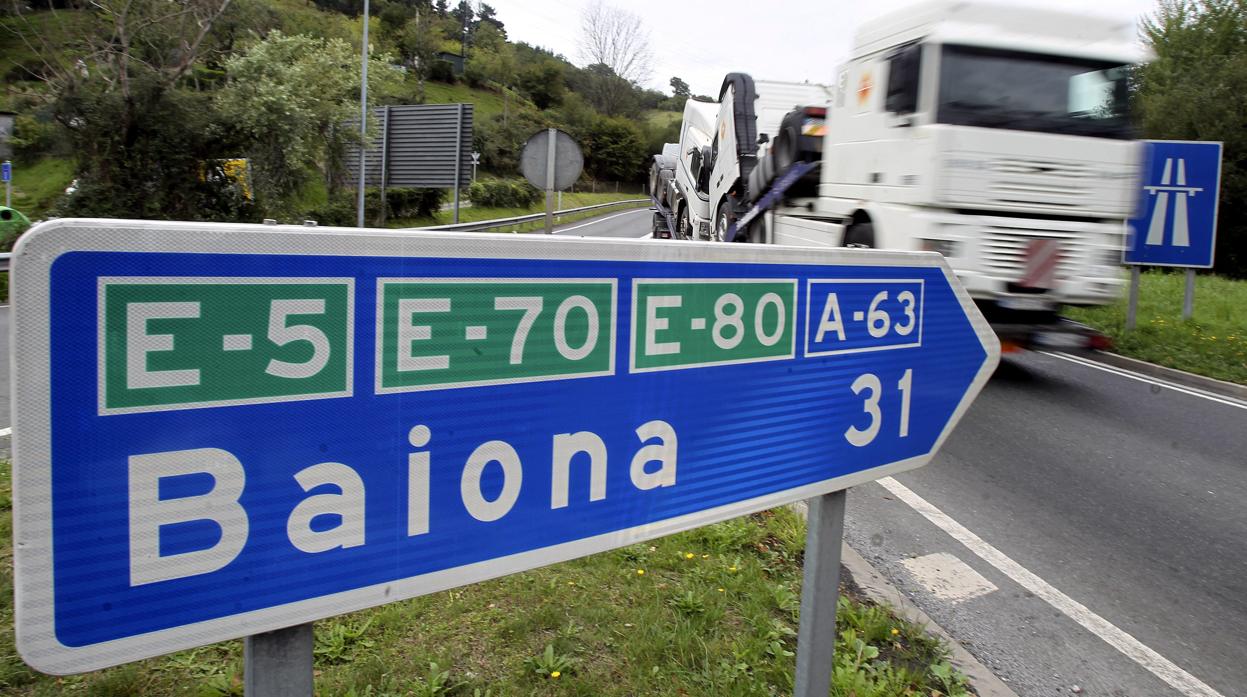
878,475,1225,697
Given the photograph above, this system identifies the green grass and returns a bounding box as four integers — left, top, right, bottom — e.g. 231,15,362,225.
0,460,972,696
389,191,647,229
1064,270,1247,384
6,156,74,219
644,109,682,129
419,82,518,121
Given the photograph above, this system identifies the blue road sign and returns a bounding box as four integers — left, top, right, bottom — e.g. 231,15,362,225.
2,161,11,183
12,220,998,673
1125,140,1222,268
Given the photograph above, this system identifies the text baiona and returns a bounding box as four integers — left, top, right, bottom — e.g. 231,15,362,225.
126,421,678,586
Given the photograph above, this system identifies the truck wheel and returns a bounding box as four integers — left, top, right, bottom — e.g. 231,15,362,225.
678,206,693,240
844,222,875,248
714,200,732,242
773,124,798,173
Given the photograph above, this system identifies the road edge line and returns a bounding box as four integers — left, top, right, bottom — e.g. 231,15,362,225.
877,477,1226,697
1084,351,1247,401
789,502,1019,697
1039,351,1247,410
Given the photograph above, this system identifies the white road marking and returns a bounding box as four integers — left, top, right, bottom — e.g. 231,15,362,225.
878,476,1225,697
1040,351,1247,411
0,427,10,437
899,552,998,604
553,207,648,234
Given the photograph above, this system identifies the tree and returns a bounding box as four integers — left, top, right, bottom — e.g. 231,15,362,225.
578,0,653,85
216,32,402,213
1137,0,1247,275
580,114,645,182
10,0,248,219
669,76,690,99
574,63,640,117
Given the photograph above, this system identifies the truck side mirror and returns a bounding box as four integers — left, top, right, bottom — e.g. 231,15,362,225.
697,146,713,193
758,133,769,145
886,44,921,115
688,147,703,181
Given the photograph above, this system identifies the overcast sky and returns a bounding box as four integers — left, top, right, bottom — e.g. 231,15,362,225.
486,0,1159,96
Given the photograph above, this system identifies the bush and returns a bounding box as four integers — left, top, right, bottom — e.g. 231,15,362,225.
302,188,446,226
428,59,456,83
9,115,60,160
467,178,540,209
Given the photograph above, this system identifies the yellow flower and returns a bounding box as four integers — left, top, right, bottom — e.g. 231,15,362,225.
567,581,575,586
684,553,695,559
728,566,738,572
550,671,561,679
702,554,710,559
891,628,900,636
717,587,725,593
636,569,645,576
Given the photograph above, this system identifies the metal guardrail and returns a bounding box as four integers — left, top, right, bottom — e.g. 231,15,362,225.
407,198,649,233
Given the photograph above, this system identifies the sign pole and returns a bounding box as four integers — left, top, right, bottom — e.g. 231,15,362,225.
1126,265,1140,330
355,0,370,228
1182,268,1195,320
3,160,11,208
544,128,556,234
244,623,314,697
377,105,391,226
453,103,464,225
793,489,846,697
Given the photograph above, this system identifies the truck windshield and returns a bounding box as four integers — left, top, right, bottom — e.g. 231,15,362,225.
937,45,1132,139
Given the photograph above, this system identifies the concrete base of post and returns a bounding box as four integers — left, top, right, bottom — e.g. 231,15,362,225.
245,623,314,697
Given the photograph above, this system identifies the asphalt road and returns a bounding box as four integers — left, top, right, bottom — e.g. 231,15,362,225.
846,353,1247,697
4,209,1243,696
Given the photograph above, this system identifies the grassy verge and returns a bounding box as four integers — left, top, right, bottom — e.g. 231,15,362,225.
0,460,972,696
389,191,647,230
1063,270,1247,384
6,157,75,220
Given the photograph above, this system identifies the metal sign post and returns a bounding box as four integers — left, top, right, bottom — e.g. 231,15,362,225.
10,220,997,685
244,624,313,696
544,128,556,233
1124,140,1222,327
453,104,465,225
471,151,480,183
1126,265,1141,330
794,490,847,697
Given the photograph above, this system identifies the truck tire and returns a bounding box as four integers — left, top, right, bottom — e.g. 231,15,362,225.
773,123,799,173
714,200,732,242
678,206,694,241
844,221,875,248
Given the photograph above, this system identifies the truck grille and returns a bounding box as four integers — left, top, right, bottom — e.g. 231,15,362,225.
982,227,1082,280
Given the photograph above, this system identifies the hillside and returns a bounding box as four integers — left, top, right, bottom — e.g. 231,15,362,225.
0,0,683,222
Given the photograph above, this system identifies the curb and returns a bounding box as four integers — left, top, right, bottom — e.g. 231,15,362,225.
840,543,1019,697
1085,350,1247,401
788,503,1018,697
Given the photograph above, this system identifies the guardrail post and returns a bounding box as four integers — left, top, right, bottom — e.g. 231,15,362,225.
793,490,846,697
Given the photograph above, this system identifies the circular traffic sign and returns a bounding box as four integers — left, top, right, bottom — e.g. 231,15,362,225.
520,129,583,191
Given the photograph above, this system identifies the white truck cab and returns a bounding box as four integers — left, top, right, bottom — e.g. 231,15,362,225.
670,99,719,240
806,0,1147,312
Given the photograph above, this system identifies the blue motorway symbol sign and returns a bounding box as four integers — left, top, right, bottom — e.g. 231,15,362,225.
11,220,998,673
1126,140,1222,268
1,160,10,183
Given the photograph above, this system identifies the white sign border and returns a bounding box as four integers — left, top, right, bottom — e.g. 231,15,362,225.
10,219,1000,674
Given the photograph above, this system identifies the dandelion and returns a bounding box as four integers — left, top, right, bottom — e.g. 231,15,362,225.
891,628,900,636
702,554,710,559
684,553,695,560
717,587,725,593
636,569,645,576
550,671,561,679
728,565,738,572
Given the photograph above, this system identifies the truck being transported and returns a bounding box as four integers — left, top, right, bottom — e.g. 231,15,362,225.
698,0,1147,349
